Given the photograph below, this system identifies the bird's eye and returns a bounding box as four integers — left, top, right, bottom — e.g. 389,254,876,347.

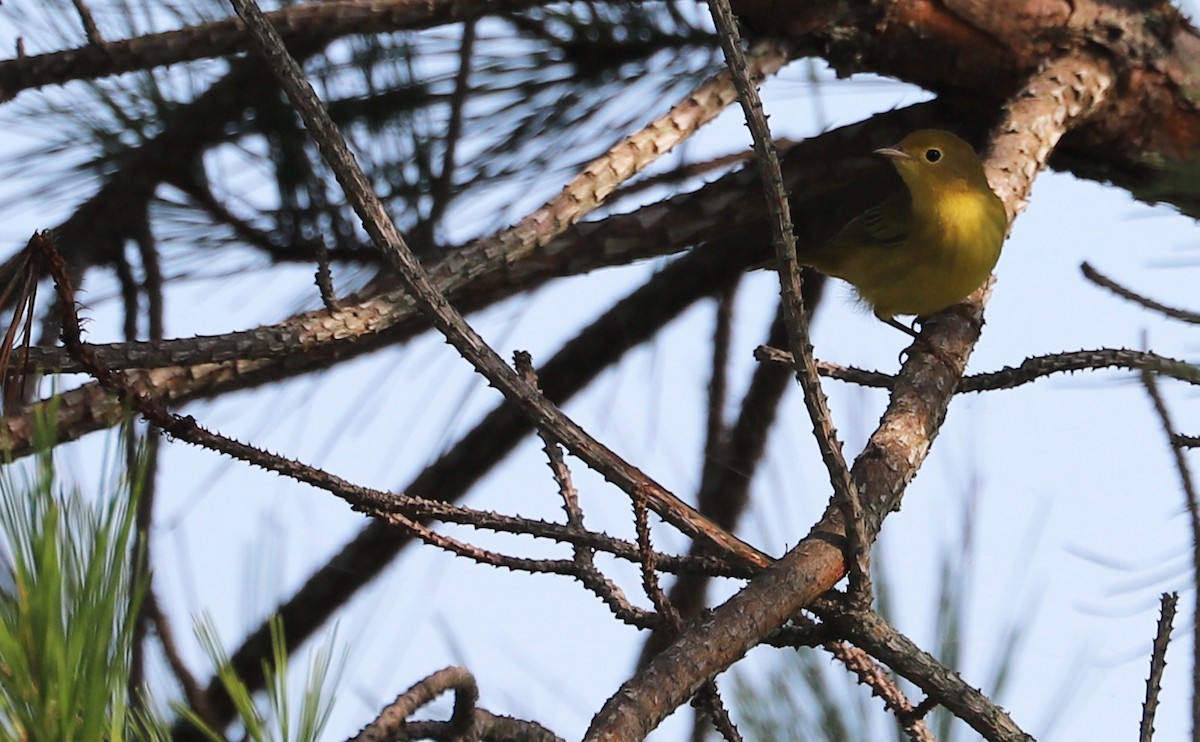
924,148,942,163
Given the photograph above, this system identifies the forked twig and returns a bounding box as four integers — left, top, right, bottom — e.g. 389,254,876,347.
516,351,655,629
818,600,1033,742
633,491,742,742
227,0,771,569
755,345,1200,391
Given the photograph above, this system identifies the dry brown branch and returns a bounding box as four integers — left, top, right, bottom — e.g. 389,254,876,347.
1083,262,1200,324
826,639,935,742
350,667,487,742
819,603,1032,742
517,350,655,629
1140,369,1200,733
754,346,1200,391
706,0,867,601
1140,592,1179,742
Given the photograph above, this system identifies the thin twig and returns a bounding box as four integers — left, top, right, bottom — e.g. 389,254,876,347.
144,587,217,726
1083,262,1200,324
768,610,934,741
349,667,484,742
425,20,474,232
1140,369,1199,735
126,427,159,707
1140,592,1178,742
1176,434,1200,449
693,685,745,742
313,238,339,313
704,284,736,472
754,345,1200,391
703,0,867,600
0,245,37,411
827,638,935,742
71,0,105,45
634,491,682,632
516,351,656,629
129,221,164,341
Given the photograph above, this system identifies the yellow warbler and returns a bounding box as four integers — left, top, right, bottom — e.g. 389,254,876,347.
798,129,1008,334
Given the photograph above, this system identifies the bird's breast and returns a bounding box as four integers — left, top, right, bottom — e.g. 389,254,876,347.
866,187,1005,318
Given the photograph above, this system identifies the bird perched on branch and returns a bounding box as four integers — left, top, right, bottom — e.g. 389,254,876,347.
797,129,1008,336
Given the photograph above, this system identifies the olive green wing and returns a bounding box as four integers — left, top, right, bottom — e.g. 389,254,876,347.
800,191,911,273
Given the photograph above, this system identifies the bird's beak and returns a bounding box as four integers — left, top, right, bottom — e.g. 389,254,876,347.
874,146,911,161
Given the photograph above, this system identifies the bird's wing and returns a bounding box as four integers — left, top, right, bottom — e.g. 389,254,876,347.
799,190,911,276
840,190,911,248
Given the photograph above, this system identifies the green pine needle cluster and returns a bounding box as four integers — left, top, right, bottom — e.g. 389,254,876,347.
0,430,343,742
0,444,158,741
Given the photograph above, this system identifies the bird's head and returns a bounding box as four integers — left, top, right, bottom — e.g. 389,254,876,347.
874,129,991,195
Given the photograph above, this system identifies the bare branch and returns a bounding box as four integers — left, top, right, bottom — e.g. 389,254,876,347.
1083,261,1200,324
754,346,1200,391
1176,434,1200,449
1140,369,1200,734
826,640,935,742
70,0,105,45
517,351,656,629
1140,592,1179,742
705,0,867,601
349,667,485,742
820,602,1033,742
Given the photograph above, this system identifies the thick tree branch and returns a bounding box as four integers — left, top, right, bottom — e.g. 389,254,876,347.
735,0,1200,218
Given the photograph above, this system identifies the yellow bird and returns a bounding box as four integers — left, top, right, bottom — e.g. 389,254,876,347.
799,130,1008,335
